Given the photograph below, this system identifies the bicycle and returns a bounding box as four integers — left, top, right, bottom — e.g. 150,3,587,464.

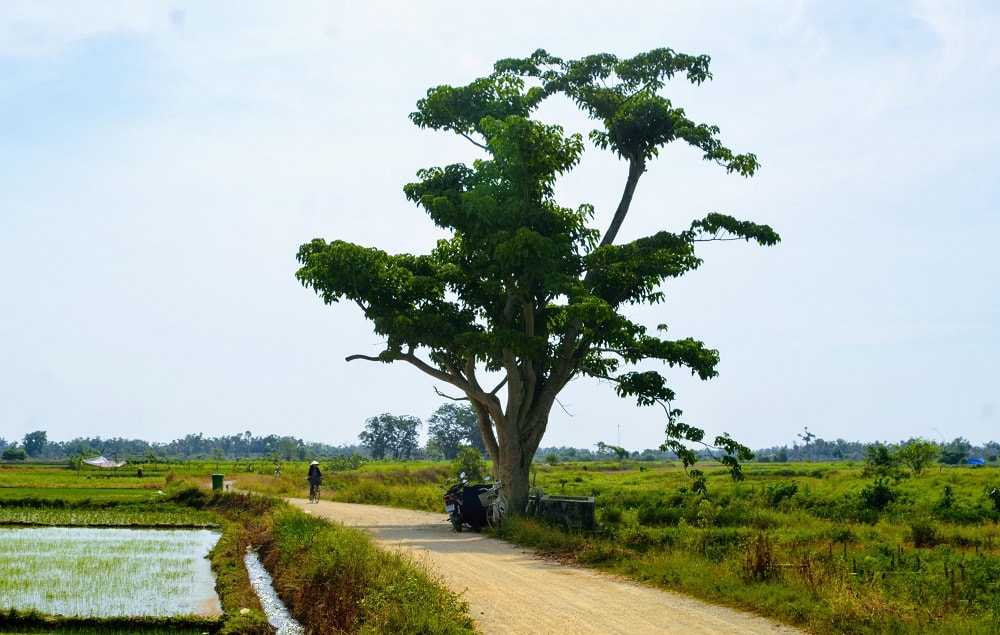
308,478,321,503
525,486,544,515
482,480,508,528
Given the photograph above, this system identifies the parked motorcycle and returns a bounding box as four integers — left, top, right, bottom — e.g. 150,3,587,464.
442,472,497,532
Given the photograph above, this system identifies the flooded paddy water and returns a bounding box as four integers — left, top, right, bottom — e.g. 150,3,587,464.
0,526,222,618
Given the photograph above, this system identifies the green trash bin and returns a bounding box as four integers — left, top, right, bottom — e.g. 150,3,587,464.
212,474,224,491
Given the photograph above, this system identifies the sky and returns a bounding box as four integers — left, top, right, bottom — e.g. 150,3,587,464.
1,1,998,453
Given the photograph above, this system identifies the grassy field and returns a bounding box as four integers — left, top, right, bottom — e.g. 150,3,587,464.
238,457,1000,634
0,463,474,635
7,457,1000,633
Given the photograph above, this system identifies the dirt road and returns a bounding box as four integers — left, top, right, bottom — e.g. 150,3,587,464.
288,498,804,635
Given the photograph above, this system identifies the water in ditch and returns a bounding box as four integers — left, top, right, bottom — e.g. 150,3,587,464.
243,547,305,635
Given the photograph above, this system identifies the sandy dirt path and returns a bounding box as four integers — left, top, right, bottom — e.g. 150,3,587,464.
288,498,805,635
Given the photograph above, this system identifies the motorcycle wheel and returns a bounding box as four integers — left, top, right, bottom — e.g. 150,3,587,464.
450,513,463,533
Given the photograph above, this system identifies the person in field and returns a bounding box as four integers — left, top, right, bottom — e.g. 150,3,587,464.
307,460,322,502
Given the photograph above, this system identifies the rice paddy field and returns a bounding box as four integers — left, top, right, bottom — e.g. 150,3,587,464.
0,464,250,634
0,527,222,617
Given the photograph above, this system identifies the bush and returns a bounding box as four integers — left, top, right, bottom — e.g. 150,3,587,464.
765,481,798,508
451,446,487,482
859,478,897,512
1,447,27,461
166,485,209,509
910,518,939,548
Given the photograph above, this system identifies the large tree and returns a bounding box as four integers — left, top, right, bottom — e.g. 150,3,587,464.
358,414,421,461
297,48,779,510
22,430,47,458
428,403,486,459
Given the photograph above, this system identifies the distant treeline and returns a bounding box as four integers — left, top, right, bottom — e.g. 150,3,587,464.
0,431,365,464
537,436,999,466
2,430,997,467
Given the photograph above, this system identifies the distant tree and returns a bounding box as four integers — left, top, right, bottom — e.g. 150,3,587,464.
277,437,300,462
359,414,421,460
22,431,47,458
863,444,900,478
597,441,629,466
797,427,816,461
896,438,939,475
427,403,485,459
939,437,972,465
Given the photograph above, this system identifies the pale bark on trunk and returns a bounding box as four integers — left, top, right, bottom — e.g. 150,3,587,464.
473,393,553,513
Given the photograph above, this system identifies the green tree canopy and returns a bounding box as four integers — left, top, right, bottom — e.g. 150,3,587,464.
22,431,47,458
359,414,422,461
297,48,779,509
896,438,939,475
428,403,487,459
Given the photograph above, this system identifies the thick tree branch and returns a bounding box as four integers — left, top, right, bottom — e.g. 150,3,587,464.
597,156,645,249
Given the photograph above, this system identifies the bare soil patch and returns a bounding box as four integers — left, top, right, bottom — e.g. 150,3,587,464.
288,498,804,634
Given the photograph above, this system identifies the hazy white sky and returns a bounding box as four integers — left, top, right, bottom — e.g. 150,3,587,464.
2,1,997,452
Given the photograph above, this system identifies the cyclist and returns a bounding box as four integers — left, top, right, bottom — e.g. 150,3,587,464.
307,461,322,502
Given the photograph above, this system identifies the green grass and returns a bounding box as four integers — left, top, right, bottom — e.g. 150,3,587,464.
496,461,1000,634
236,458,1000,634
259,506,474,633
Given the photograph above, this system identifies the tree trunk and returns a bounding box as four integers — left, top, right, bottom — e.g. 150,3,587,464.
494,437,536,515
